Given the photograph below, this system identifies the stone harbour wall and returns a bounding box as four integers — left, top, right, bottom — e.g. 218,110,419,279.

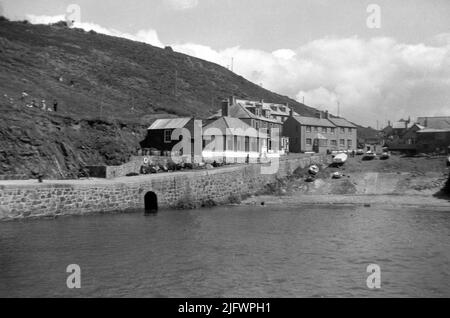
0,154,329,221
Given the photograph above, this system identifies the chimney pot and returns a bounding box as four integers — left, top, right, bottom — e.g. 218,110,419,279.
222,99,230,117
229,95,236,106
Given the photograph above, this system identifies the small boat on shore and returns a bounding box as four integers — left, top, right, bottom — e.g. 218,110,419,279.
380,152,390,160
362,151,376,161
333,153,348,165
332,172,342,179
309,165,320,175
356,149,364,155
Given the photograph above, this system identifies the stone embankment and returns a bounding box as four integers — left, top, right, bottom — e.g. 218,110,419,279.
0,154,329,220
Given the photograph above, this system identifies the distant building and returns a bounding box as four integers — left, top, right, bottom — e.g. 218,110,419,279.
383,116,450,153
283,111,357,154
416,116,450,153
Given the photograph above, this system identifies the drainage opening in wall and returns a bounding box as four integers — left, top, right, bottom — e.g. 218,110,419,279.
144,191,158,213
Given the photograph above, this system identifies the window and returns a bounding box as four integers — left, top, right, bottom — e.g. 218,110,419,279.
340,139,345,146
330,128,335,134
340,127,345,134
314,126,318,132
331,140,337,146
349,128,353,134
319,139,328,147
245,136,250,152
321,127,327,133
164,130,172,143
227,135,233,151
347,140,352,148
306,138,312,146
306,126,311,133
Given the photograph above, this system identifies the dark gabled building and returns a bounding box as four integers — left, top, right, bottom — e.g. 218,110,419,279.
140,117,198,155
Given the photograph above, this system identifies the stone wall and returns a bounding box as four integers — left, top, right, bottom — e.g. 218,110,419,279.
0,154,329,220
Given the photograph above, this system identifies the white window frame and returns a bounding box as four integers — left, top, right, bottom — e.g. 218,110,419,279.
164,130,172,143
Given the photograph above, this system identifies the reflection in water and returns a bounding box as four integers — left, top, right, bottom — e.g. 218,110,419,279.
0,205,449,297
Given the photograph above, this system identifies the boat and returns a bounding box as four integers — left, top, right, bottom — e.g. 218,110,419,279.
308,165,320,175
362,151,376,161
332,172,342,179
333,153,348,165
305,175,315,182
356,149,364,155
380,152,390,160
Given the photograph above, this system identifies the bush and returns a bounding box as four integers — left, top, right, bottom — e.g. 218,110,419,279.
228,193,242,204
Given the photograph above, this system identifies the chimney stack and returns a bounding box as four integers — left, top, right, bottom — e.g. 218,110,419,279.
222,99,230,117
325,110,329,119
229,95,236,106
289,107,294,117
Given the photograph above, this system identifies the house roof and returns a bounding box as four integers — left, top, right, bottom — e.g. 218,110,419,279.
417,116,450,130
236,98,296,117
417,128,450,133
210,102,283,124
148,118,191,130
291,116,336,128
327,117,357,128
203,117,267,138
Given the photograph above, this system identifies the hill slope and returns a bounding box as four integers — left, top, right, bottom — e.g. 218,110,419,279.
0,18,324,179
0,18,363,179
0,18,318,122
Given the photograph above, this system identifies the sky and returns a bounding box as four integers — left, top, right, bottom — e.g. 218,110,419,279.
1,0,450,127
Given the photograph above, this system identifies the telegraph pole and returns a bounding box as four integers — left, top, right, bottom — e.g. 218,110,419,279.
174,70,178,97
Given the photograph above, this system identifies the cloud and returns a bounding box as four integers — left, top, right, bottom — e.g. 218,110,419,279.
164,0,199,10
23,15,450,127
173,36,450,127
26,14,66,24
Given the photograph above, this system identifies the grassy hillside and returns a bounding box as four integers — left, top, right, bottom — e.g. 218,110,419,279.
0,18,324,178
0,18,368,179
0,18,317,122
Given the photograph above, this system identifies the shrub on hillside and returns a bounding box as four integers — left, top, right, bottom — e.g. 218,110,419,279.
51,20,69,28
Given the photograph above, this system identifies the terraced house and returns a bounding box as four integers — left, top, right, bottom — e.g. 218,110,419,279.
210,97,295,154
283,111,357,154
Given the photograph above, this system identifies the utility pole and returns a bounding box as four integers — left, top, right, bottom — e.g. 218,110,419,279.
174,70,178,97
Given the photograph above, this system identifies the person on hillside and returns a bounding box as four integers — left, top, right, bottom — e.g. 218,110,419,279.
53,99,58,112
